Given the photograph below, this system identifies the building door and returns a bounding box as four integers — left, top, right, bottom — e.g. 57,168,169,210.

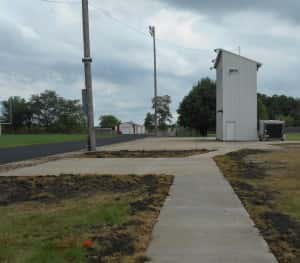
226,121,236,141
216,111,223,140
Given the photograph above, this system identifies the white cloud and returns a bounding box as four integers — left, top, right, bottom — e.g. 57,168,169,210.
18,24,39,40
0,73,54,100
148,9,210,47
92,80,120,95
52,2,80,26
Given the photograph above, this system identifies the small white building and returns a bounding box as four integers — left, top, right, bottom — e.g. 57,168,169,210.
135,124,145,134
118,122,145,135
214,49,262,141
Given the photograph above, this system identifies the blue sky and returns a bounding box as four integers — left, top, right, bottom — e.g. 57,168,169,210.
0,0,299,124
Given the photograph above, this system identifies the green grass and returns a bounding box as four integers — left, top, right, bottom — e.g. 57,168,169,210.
176,127,216,137
0,133,115,148
0,196,130,263
215,146,300,263
207,132,216,137
286,133,300,141
217,146,300,222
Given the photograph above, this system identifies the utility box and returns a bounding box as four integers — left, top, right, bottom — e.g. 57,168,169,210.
213,49,262,141
259,120,285,141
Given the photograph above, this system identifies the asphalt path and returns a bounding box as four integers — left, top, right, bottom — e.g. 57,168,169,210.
0,135,146,165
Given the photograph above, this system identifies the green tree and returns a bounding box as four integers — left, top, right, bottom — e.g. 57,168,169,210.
257,96,269,120
258,93,300,126
177,78,216,136
29,90,86,133
53,98,86,133
2,97,32,131
152,95,172,130
276,114,295,126
144,112,155,132
99,115,120,129
29,90,60,128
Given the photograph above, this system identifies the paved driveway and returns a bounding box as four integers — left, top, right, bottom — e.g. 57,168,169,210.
0,135,145,164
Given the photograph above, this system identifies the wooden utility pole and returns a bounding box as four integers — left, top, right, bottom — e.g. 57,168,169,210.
149,26,158,133
81,0,96,151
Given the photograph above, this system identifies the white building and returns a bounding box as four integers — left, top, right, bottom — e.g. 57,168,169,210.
214,49,262,141
135,124,145,134
118,122,145,135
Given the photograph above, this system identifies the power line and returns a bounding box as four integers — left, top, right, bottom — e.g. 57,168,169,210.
41,0,80,4
89,3,149,37
41,0,149,36
88,1,209,53
41,0,210,52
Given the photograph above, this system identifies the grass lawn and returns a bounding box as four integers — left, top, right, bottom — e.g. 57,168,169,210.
215,145,300,263
286,133,300,141
0,133,115,149
0,174,173,262
0,199,129,262
207,132,216,137
176,128,216,138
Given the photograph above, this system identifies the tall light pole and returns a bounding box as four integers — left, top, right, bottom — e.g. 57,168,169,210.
149,25,158,133
81,0,96,151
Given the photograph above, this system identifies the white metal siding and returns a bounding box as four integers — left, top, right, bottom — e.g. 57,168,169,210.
216,55,223,140
119,123,134,134
135,125,145,134
216,51,258,141
119,123,145,135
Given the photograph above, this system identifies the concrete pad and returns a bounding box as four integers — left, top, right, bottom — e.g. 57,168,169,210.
1,157,218,177
98,137,288,154
0,137,282,262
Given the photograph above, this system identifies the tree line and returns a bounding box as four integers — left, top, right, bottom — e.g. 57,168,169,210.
2,81,299,135
177,78,300,135
258,93,300,126
1,90,86,133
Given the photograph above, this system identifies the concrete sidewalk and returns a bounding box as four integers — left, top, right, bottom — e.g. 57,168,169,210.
0,138,281,262
147,163,277,263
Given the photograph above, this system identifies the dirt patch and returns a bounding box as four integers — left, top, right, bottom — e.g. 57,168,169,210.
230,180,276,207
260,212,300,263
88,226,135,262
0,174,173,262
0,174,145,205
215,148,300,263
224,149,270,179
83,149,211,158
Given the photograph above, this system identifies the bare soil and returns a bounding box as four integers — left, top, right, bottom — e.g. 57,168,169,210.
0,174,173,262
215,148,300,263
83,149,210,158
